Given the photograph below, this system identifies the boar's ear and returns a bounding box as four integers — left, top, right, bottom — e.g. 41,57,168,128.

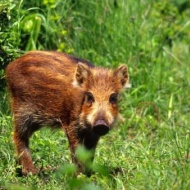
73,62,91,87
114,65,131,89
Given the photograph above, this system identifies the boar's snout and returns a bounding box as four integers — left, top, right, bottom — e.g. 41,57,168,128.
93,119,110,136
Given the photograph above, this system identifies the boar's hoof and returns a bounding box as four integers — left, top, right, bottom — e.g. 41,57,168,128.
93,120,110,136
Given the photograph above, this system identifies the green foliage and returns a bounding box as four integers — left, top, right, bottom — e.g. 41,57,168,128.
18,0,72,52
0,0,190,189
0,0,21,89
0,0,21,63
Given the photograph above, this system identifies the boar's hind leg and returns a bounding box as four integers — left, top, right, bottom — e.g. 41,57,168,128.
13,115,39,175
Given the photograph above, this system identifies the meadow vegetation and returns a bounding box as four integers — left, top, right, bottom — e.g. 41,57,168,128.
0,0,190,189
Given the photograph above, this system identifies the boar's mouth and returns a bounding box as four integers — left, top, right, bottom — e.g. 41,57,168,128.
92,119,110,136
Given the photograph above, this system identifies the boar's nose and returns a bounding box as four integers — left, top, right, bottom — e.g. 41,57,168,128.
93,120,110,136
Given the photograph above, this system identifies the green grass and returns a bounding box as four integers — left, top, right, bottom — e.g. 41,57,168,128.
1,0,190,189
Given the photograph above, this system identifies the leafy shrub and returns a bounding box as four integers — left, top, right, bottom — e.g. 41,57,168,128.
0,0,21,89
19,0,72,52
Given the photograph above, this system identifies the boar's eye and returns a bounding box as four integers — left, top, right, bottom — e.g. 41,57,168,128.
109,93,118,104
85,92,94,104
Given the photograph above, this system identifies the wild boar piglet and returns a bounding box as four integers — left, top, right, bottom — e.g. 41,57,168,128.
6,51,130,175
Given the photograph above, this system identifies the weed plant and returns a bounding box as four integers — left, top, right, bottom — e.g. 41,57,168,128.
0,0,190,189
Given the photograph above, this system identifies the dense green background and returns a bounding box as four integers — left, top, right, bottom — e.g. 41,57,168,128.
0,0,190,189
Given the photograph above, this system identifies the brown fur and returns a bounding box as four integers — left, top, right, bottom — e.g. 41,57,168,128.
5,51,129,175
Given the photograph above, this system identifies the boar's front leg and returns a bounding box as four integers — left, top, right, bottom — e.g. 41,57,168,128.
81,130,100,151
66,126,99,175
81,131,100,176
